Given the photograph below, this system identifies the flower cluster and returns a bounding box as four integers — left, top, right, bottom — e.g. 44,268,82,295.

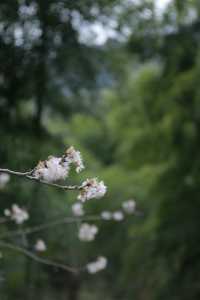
34,239,47,252
33,146,84,182
0,173,10,189
78,178,107,202
101,210,124,221
0,146,122,275
122,199,136,214
78,223,98,241
86,256,107,274
71,202,84,217
101,211,112,220
34,157,69,182
113,210,124,221
101,200,137,222
64,146,84,173
4,204,29,225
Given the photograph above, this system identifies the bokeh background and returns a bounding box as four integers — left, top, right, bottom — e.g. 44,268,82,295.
1,0,200,299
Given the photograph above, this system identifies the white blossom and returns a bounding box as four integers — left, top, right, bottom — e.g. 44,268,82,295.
86,256,107,274
33,146,84,182
101,211,112,220
34,239,46,252
78,223,98,241
72,202,84,217
122,199,136,214
4,209,11,217
64,146,84,173
0,173,10,189
34,156,70,182
112,210,124,221
78,178,107,202
4,204,29,224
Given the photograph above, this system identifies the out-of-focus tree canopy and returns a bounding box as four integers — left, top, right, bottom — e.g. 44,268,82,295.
0,0,121,128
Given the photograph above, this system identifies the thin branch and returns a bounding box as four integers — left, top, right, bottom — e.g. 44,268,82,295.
0,217,10,224
0,241,79,274
0,168,82,191
26,175,81,190
0,211,141,240
0,215,101,239
0,169,33,176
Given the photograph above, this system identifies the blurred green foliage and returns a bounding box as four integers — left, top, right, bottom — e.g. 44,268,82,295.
1,0,200,299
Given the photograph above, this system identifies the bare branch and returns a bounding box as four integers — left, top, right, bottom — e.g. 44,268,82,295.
26,175,81,190
0,217,10,224
0,169,33,176
0,215,101,239
0,241,79,274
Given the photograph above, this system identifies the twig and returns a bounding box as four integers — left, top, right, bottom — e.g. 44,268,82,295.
0,215,101,239
0,168,82,191
0,241,79,274
26,176,81,190
0,169,33,176
0,217,10,224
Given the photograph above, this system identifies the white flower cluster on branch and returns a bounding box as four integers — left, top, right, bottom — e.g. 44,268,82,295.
65,146,84,173
0,173,10,189
100,199,137,222
78,223,98,241
101,211,112,220
122,199,136,214
0,145,140,276
78,178,107,202
71,202,84,217
33,157,69,182
33,146,84,183
113,211,124,221
4,204,29,225
86,256,107,274
34,239,47,252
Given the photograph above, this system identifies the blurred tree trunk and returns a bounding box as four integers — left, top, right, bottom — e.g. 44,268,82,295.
35,54,46,130
67,274,81,300
34,2,48,131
